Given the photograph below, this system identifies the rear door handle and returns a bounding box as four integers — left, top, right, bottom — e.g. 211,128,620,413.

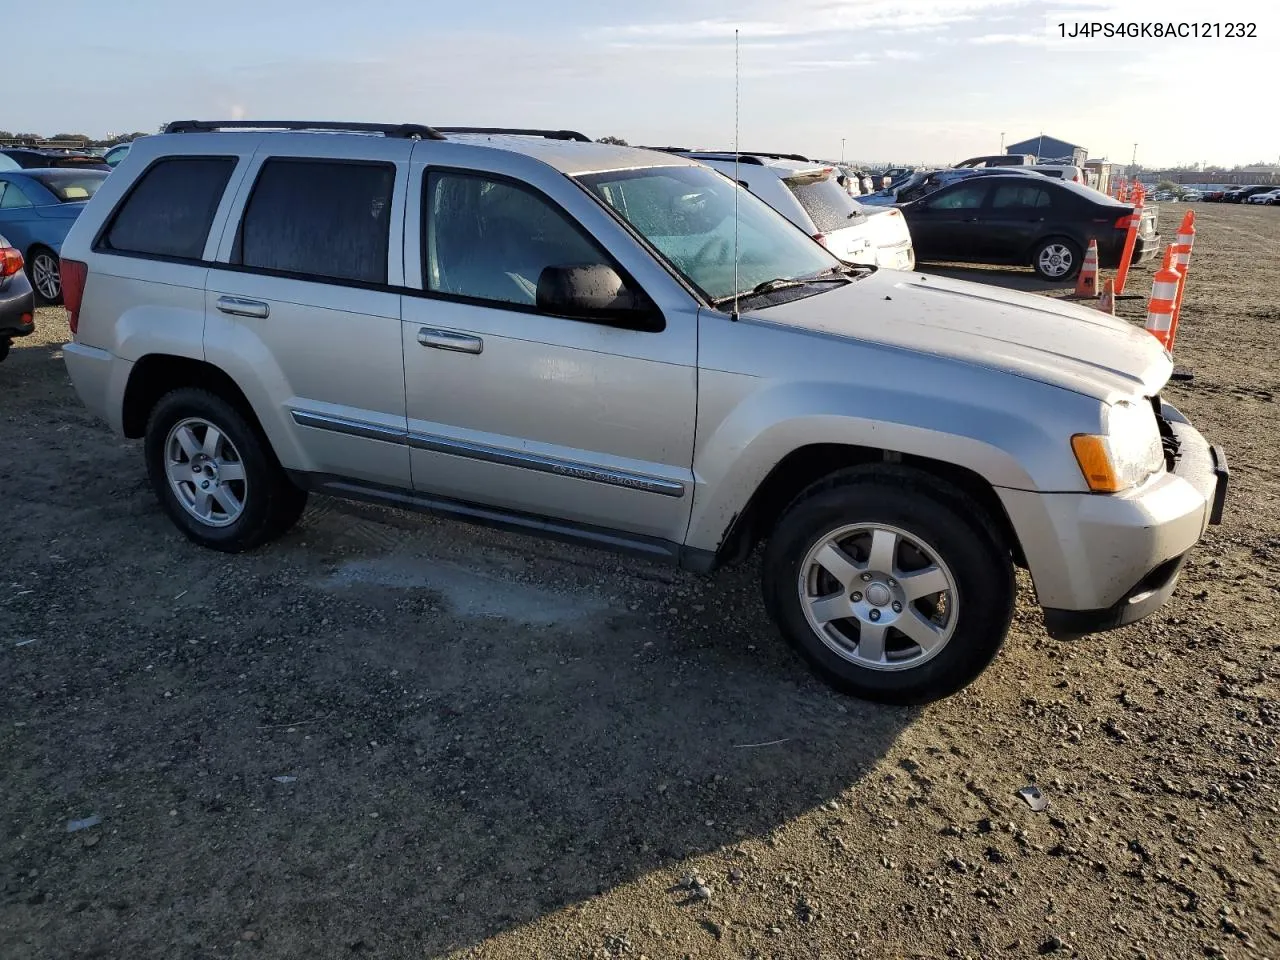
216,296,270,319
417,327,483,355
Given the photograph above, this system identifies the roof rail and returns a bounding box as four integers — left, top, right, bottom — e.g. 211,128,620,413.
667,148,817,165
162,120,446,140
638,147,767,165
435,127,592,142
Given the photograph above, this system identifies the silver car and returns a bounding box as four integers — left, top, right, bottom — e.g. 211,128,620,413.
58,121,1227,704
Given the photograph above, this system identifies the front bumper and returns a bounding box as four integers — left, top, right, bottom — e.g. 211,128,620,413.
998,402,1226,639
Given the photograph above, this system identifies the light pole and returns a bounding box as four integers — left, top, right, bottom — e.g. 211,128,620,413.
1000,131,1005,153
841,138,846,163
1131,142,1138,176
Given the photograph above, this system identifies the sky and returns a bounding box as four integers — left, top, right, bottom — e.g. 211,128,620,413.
6,0,1276,168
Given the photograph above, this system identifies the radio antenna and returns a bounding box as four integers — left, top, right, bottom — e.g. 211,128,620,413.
731,28,741,321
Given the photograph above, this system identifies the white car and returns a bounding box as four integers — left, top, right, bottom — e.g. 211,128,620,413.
657,150,916,271
1246,188,1280,205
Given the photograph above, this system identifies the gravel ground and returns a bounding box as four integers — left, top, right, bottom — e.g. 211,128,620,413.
1,203,1276,960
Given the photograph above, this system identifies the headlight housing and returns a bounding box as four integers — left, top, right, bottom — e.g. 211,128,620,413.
1071,400,1165,493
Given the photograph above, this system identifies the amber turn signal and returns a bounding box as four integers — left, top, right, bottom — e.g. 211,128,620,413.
1070,435,1122,493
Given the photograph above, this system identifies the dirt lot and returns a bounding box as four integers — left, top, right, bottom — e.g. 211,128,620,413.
1,204,1277,960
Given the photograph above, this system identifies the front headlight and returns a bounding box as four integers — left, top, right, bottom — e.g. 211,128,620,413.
1071,400,1165,492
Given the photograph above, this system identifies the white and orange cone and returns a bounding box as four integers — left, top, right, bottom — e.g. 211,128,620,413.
1144,246,1181,351
1075,239,1099,297
1097,278,1115,315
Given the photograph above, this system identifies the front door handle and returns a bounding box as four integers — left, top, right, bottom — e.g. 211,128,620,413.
216,296,270,319
417,327,483,355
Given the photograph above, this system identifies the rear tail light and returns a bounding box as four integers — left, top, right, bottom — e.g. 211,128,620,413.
60,259,88,335
813,233,829,248
0,246,22,277
1114,213,1137,229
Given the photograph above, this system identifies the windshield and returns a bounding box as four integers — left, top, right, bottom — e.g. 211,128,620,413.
28,170,107,202
577,165,840,303
784,172,866,232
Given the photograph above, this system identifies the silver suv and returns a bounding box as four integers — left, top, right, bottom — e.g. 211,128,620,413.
59,120,1228,704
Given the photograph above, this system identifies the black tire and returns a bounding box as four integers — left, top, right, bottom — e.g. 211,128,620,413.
26,246,62,306
1030,236,1082,282
0,339,9,364
144,388,307,552
761,465,1015,705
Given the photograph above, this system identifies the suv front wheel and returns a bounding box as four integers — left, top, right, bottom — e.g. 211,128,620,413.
144,388,307,552
762,466,1015,704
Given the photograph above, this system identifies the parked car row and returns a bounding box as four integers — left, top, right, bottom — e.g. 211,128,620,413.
1246,188,1280,205
1200,184,1278,203
0,167,109,303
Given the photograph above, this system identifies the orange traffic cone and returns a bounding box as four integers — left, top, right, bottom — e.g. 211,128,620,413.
1168,211,1196,349
1075,239,1099,296
1097,278,1115,315
1144,246,1180,351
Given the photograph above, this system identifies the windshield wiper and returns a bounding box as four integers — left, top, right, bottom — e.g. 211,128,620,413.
713,273,849,307
751,277,810,295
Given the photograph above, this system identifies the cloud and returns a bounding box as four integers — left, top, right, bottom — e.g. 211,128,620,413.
591,0,1037,48
969,32,1049,44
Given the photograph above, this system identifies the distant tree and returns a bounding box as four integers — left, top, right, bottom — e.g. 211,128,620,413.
51,133,90,142
596,135,629,146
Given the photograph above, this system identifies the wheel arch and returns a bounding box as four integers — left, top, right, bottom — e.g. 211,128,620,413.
711,443,1026,572
122,354,263,440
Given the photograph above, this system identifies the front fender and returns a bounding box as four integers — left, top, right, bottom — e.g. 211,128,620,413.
685,369,1097,554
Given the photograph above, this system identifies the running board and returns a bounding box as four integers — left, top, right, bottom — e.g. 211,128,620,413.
287,472,719,573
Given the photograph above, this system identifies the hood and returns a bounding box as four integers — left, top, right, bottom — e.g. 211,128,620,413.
752,269,1172,403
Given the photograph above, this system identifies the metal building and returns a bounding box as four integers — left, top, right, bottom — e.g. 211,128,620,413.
1006,135,1087,166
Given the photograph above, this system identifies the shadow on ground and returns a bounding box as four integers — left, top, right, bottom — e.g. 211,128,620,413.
1,344,915,958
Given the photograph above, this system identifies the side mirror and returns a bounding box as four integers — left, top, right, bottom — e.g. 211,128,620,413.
536,264,661,330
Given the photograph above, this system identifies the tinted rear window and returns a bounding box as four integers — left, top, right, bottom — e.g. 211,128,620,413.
784,174,865,233
102,157,236,260
235,159,395,284
29,170,107,203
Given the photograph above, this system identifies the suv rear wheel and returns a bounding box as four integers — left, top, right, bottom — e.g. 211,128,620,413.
762,466,1015,704
144,388,306,552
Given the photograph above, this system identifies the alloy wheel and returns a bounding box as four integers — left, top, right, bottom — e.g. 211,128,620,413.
797,523,958,672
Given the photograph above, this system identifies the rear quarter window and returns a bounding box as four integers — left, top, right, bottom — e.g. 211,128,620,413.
234,159,395,285
101,157,237,260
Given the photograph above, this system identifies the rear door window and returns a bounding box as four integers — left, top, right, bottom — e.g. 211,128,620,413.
927,182,990,210
101,157,236,260
783,173,865,232
991,184,1053,210
235,159,395,284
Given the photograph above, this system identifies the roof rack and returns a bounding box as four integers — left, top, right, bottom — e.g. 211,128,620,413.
434,127,592,142
658,148,817,164
637,147,767,165
162,120,446,140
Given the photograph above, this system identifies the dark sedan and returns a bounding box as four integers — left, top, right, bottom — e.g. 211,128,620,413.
0,234,36,363
1223,185,1274,203
897,174,1159,280
0,148,109,171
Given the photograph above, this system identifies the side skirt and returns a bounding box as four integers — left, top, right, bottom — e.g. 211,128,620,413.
287,472,719,574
